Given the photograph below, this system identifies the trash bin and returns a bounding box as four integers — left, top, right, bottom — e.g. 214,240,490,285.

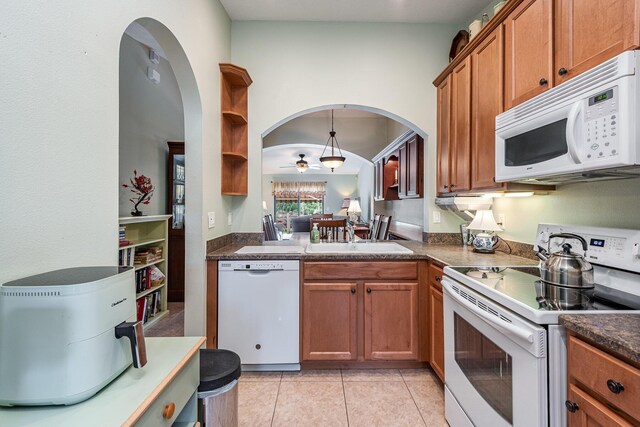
198,349,241,427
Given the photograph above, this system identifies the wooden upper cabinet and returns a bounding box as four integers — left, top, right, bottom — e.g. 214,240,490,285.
504,0,554,109
471,26,504,190
302,282,358,361
436,75,452,194
451,57,472,193
398,143,408,198
555,0,640,84
363,283,419,360
406,135,422,197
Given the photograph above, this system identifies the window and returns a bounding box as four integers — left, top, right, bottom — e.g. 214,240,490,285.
272,181,326,222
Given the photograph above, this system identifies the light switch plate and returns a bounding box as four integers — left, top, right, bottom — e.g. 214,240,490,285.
433,211,441,224
498,214,506,229
227,212,233,226
208,212,215,229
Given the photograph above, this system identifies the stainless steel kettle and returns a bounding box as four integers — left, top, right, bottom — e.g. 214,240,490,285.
535,233,594,289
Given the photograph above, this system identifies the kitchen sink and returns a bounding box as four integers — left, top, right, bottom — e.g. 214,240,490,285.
305,242,413,254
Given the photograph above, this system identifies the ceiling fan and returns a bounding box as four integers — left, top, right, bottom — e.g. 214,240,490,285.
279,154,322,173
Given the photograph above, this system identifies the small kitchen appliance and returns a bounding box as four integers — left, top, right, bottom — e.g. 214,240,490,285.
496,50,640,184
0,267,146,406
442,223,640,427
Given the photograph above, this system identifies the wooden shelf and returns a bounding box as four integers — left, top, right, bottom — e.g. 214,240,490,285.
143,309,170,330
137,282,167,299
221,191,248,196
134,258,165,271
222,151,248,160
219,63,252,87
119,238,165,251
222,111,247,125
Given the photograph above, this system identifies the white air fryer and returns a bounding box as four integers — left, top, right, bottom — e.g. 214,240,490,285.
0,267,147,406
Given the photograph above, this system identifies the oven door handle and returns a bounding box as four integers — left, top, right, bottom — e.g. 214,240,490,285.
566,101,582,164
443,281,534,345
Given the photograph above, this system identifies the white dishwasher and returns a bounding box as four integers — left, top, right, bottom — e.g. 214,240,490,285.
218,260,300,371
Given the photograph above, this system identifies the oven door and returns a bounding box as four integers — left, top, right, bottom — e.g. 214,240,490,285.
443,278,548,427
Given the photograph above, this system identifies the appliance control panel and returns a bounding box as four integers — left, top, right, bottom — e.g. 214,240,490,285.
584,86,620,162
536,224,640,272
218,260,300,271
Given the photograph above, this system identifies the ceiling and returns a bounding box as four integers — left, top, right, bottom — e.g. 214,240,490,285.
263,144,369,175
219,0,487,24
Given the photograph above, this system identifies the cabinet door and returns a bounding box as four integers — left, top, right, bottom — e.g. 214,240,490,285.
556,0,639,85
504,0,554,109
406,135,421,197
429,264,445,382
451,56,472,193
437,75,452,194
302,282,358,361
398,143,408,198
364,282,419,360
471,26,504,191
566,384,632,427
374,161,381,201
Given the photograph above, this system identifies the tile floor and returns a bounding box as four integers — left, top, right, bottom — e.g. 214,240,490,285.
238,368,448,427
145,302,184,337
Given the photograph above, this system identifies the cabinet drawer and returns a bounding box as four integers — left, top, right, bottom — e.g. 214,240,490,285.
429,264,444,290
136,353,200,426
303,262,418,281
568,335,640,421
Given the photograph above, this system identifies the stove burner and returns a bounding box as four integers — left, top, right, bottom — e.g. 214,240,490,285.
534,280,594,310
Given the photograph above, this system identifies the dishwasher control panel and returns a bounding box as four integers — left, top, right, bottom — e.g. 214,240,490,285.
218,260,300,271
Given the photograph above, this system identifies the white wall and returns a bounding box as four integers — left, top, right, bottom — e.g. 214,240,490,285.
230,21,461,233
119,34,184,217
1,1,231,337
262,174,358,216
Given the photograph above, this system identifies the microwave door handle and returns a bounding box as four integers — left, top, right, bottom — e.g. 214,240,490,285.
442,279,534,345
566,102,583,164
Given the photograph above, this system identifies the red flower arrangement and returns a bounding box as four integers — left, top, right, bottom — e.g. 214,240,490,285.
122,170,155,216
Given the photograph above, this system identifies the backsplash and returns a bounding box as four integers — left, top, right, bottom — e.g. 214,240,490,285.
206,233,263,253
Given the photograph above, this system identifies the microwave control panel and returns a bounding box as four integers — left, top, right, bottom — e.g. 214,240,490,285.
584,86,619,161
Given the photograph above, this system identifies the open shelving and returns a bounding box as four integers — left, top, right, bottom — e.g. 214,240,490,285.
220,63,252,196
119,214,171,330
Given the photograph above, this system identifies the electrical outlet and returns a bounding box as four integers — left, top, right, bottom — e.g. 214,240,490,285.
208,212,215,229
498,214,506,229
433,211,441,224
227,212,233,226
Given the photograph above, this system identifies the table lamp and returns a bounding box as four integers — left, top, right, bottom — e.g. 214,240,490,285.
347,200,362,223
467,209,502,253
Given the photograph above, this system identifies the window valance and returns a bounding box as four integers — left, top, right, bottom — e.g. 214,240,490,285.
272,181,326,198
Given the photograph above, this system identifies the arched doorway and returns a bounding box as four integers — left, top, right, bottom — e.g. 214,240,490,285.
118,18,203,337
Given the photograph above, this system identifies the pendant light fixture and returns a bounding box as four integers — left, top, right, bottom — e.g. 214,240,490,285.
319,110,346,172
295,154,309,173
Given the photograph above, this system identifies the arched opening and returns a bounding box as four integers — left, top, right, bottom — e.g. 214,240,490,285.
118,18,203,337
262,104,429,240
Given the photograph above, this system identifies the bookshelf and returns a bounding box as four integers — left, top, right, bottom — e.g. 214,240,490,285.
119,214,171,330
220,63,252,196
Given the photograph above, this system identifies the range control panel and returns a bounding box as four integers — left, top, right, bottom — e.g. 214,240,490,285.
584,86,620,161
536,223,640,272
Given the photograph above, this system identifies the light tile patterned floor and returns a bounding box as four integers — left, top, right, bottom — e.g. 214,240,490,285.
238,368,448,427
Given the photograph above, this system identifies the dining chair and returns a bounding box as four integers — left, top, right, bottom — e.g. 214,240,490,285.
368,214,382,240
311,218,347,242
377,215,392,240
263,215,279,241
311,213,333,220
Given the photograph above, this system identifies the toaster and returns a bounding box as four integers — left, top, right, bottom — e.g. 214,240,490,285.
0,266,147,406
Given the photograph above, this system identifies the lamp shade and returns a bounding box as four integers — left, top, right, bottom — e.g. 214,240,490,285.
341,198,351,209
347,200,362,214
262,201,268,210
468,210,502,232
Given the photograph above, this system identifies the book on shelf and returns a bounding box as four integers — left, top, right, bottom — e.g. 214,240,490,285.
118,247,134,267
136,288,163,325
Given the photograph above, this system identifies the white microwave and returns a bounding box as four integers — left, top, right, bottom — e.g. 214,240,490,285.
495,50,640,184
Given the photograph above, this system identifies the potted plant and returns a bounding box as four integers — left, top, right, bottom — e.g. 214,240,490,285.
123,170,155,216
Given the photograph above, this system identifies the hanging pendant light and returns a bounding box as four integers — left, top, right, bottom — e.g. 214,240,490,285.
295,154,309,173
320,110,346,172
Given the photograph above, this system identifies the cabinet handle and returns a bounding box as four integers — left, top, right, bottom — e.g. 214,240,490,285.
607,379,625,394
450,184,456,190
444,184,448,189
539,78,548,86
366,288,372,294
163,402,176,419
558,67,568,76
435,275,442,282
351,288,356,294
565,400,579,413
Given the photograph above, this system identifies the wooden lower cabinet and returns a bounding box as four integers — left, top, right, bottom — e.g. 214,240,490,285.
364,282,419,360
429,265,445,382
302,282,358,361
567,384,632,427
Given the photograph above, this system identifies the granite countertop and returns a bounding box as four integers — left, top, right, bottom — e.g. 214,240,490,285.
206,239,537,267
560,314,640,366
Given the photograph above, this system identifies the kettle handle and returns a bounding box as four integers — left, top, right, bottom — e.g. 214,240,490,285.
115,321,148,368
548,233,588,253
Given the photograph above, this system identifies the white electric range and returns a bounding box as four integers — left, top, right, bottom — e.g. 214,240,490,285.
442,223,640,427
